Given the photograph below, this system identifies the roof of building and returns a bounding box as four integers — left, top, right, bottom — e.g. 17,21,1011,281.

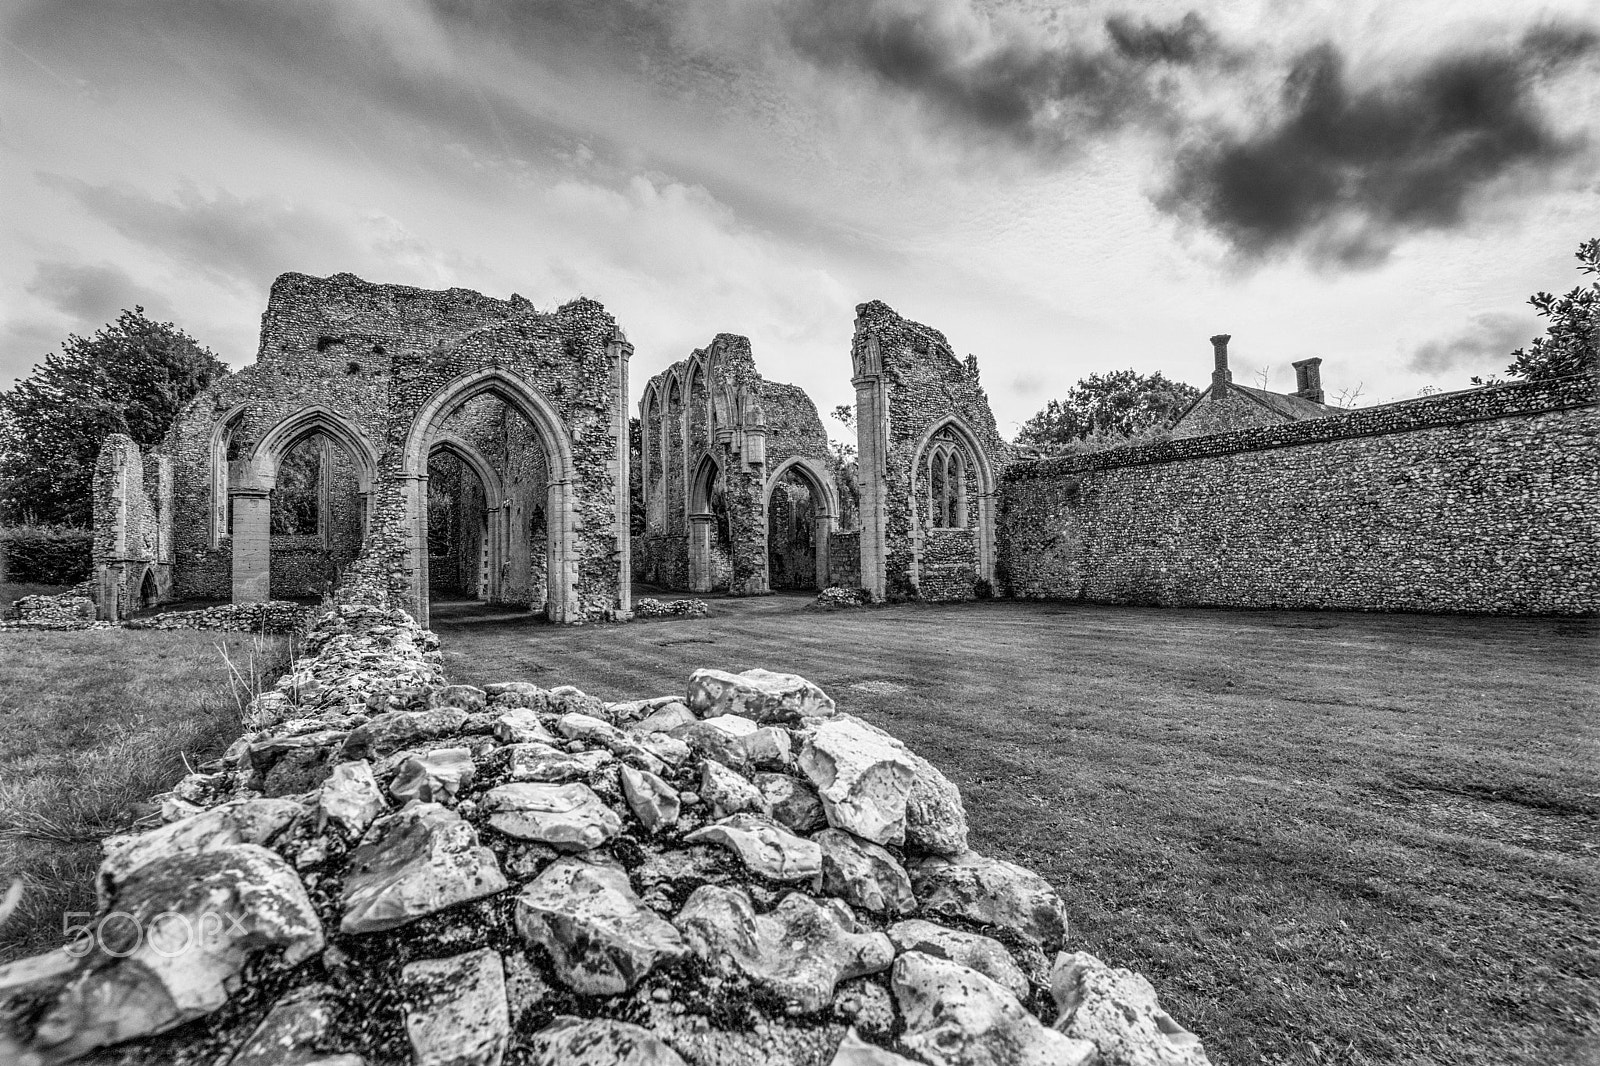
1233,384,1342,421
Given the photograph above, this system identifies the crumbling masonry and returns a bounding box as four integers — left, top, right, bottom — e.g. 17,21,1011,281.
636,334,843,596
93,272,632,625
92,277,1598,620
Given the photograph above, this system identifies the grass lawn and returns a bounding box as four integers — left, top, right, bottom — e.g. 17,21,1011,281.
433,594,1600,1066
0,628,290,964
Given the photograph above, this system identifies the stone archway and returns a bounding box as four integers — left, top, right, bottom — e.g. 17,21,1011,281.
138,567,159,611
687,454,722,594
233,406,380,604
426,433,506,605
764,456,839,590
401,368,579,626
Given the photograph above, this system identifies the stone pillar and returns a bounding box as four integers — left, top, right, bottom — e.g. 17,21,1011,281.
688,513,714,593
610,335,633,616
853,373,888,601
393,473,429,625
545,477,572,622
230,489,271,603
813,514,834,591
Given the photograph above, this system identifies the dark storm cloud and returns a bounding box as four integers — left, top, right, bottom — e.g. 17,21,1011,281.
1104,12,1219,64
1160,27,1598,266
36,176,364,288
24,261,158,321
780,0,1220,148
1409,312,1534,374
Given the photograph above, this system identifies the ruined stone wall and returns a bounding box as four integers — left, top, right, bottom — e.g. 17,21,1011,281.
918,529,979,601
850,301,1011,602
998,376,1600,615
639,336,833,596
827,530,861,588
90,434,170,619
160,287,392,602
1171,384,1292,440
154,272,629,624
762,382,833,468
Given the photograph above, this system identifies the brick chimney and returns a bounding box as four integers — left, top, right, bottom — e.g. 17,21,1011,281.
1209,334,1232,390
1292,357,1324,404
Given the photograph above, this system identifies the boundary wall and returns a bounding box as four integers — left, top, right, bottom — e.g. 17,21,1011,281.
997,375,1599,615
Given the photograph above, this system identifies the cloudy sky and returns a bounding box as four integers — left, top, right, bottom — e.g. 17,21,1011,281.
2,0,1596,436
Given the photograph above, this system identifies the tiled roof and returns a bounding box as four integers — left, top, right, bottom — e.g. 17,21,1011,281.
1234,384,1342,421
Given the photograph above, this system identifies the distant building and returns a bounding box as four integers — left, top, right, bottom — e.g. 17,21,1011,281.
1170,334,1342,439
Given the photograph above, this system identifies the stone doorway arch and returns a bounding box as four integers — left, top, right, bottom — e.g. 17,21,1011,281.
402,368,579,626
426,433,507,604
764,456,839,590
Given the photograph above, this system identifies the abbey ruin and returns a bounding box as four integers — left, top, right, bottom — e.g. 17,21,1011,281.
88,272,1598,622
4,271,1594,1066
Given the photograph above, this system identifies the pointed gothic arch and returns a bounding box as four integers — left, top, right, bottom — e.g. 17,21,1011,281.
249,405,379,490
402,367,579,625
764,455,838,590
230,405,380,603
908,414,996,587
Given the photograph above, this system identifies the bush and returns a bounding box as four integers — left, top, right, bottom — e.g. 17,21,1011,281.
811,586,873,610
886,571,920,603
0,525,92,585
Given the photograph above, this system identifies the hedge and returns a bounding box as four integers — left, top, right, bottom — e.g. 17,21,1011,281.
0,525,93,585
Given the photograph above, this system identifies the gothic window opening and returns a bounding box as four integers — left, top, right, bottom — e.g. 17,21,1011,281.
924,438,971,531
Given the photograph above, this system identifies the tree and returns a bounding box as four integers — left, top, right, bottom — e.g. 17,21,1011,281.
1502,237,1599,382
0,308,229,525
627,416,645,536
1015,370,1200,451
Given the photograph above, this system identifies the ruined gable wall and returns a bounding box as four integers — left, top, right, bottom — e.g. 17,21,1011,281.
998,376,1600,614
851,301,1011,602
91,434,164,618
161,274,393,601
760,381,832,467
1171,385,1291,440
639,337,832,595
327,278,627,621
159,272,627,622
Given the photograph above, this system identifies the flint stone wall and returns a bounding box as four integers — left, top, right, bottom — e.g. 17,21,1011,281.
120,272,631,625
90,434,172,620
827,530,861,589
850,301,1011,603
639,336,838,595
998,375,1600,615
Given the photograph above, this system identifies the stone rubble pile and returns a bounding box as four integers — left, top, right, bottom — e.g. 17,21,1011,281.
634,598,711,619
2,582,101,629
127,601,316,635
0,604,1210,1066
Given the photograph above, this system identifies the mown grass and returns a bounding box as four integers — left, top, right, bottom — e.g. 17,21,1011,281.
434,595,1600,1066
0,628,290,963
